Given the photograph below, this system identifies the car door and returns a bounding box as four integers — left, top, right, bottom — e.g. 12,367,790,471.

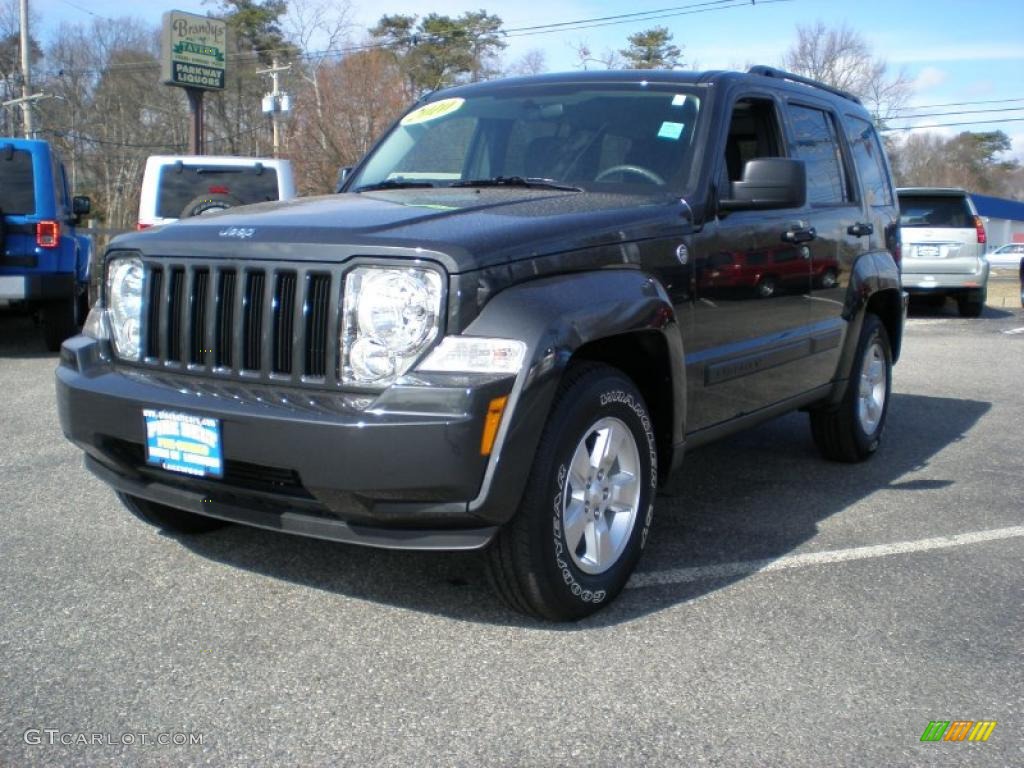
782,100,866,384
686,93,815,432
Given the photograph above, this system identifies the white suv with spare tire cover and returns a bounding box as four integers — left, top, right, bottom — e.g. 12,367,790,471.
137,155,296,230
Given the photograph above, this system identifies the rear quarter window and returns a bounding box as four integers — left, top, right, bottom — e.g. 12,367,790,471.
0,149,37,215
156,165,280,218
843,116,893,206
898,195,973,228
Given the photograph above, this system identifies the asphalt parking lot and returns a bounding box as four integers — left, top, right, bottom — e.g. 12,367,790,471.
1,289,1021,767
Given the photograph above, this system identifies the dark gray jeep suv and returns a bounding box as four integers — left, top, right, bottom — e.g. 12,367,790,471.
57,67,905,620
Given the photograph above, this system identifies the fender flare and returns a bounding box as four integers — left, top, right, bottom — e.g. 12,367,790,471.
824,249,904,407
462,268,684,524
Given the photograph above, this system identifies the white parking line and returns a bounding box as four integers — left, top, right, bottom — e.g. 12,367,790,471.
627,526,1024,589
1003,327,1024,335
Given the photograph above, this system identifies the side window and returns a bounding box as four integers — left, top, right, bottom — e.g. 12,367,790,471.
721,97,784,189
788,104,849,205
843,115,893,206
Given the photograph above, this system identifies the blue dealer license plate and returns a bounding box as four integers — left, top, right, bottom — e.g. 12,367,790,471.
143,409,223,478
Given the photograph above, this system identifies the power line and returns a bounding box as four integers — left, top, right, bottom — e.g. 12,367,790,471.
505,0,795,38
895,96,1024,112
882,117,1024,132
54,0,113,20
888,106,1024,120
503,0,740,33
38,0,791,77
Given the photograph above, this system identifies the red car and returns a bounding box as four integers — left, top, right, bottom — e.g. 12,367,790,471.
700,247,839,297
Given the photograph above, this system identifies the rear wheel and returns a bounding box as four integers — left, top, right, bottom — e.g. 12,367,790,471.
956,289,985,318
757,276,777,298
809,313,892,462
486,363,657,621
117,492,227,534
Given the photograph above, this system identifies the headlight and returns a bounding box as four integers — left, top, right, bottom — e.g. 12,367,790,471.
341,266,443,386
106,256,144,360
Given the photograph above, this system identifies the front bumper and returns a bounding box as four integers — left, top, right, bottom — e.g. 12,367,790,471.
56,336,517,550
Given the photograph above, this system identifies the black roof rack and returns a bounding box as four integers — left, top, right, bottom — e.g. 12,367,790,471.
747,65,862,105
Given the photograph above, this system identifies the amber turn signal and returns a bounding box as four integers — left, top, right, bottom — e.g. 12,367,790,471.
480,396,509,456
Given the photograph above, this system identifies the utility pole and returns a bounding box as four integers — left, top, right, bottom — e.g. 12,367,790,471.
257,59,291,158
19,0,33,137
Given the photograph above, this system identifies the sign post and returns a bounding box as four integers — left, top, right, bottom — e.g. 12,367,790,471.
160,10,227,155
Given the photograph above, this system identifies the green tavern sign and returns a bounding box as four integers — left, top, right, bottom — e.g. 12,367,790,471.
161,10,227,91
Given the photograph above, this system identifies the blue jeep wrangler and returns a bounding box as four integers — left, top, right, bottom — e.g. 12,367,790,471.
1,138,92,350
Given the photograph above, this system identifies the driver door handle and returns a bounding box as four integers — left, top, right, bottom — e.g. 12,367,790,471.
782,225,816,244
847,222,874,237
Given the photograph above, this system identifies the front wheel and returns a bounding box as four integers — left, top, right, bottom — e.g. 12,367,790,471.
486,363,657,621
809,313,892,462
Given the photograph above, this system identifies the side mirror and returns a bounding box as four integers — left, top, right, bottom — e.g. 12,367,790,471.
72,195,91,216
334,166,353,193
719,158,806,212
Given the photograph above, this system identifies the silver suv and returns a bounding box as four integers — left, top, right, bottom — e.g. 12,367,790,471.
897,187,989,317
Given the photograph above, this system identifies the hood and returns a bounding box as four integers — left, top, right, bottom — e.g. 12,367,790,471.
110,188,691,273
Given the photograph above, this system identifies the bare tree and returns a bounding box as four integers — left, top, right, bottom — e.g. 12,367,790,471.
893,130,1020,196
507,48,547,77
284,0,353,154
39,18,191,228
569,39,621,70
782,22,912,124
285,46,407,195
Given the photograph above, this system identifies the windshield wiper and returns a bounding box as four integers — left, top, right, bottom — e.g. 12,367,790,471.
354,179,435,192
449,176,582,192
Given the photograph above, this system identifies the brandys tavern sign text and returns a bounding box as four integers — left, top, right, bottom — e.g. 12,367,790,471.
161,10,227,91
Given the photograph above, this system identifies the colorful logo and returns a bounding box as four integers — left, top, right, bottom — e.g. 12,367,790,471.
920,720,997,742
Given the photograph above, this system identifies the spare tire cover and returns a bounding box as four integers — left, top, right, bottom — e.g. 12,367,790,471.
179,193,242,218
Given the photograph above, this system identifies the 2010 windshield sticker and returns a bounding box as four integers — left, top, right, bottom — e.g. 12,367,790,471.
401,97,465,126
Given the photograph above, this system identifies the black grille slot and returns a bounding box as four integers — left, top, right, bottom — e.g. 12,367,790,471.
145,267,163,358
137,261,346,388
190,269,209,364
242,271,265,371
215,270,236,368
305,274,331,377
166,268,185,362
273,272,296,373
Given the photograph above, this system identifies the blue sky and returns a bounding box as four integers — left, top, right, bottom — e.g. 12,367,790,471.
34,0,1024,156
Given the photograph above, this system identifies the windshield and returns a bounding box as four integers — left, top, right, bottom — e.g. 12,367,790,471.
350,84,702,196
898,195,973,228
156,165,280,218
0,148,37,215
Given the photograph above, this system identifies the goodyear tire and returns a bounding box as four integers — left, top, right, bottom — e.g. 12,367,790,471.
486,363,657,621
117,491,227,534
809,313,892,463
179,193,242,218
